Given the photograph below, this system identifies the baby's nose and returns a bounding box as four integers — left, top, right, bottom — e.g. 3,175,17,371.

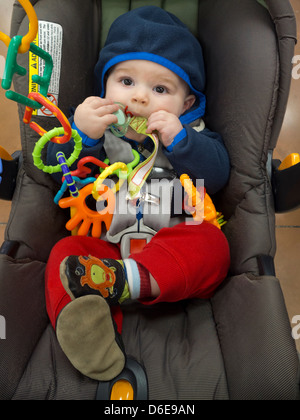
131,90,148,105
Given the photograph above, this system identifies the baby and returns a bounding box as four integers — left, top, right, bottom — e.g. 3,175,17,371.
45,6,231,381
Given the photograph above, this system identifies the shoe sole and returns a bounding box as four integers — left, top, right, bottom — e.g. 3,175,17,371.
56,294,125,381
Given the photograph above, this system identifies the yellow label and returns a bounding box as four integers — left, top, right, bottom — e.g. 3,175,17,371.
29,29,39,115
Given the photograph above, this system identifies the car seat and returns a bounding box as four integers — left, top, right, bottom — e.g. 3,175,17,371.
0,0,299,400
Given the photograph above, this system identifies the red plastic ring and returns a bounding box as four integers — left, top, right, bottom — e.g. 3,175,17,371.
23,92,72,144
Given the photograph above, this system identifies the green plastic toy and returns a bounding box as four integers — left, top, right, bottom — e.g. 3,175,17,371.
32,128,82,174
2,35,53,109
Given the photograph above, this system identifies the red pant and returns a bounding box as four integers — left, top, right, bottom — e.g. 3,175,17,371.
45,222,230,331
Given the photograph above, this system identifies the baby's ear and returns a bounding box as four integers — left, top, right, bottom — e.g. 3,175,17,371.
183,94,196,113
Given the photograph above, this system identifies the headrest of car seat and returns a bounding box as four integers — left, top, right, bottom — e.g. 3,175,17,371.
100,0,200,47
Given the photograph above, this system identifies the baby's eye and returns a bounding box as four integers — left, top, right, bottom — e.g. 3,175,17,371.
154,86,167,94
122,78,133,86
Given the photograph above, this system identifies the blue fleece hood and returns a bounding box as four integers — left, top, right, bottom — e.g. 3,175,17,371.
94,6,206,124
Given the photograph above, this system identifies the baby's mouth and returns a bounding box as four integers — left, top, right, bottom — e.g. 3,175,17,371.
125,107,148,119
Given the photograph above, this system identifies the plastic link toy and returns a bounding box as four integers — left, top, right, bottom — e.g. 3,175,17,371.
59,183,116,238
0,0,38,54
92,162,129,200
0,0,52,110
56,152,79,198
2,36,53,109
180,174,226,229
54,176,97,205
32,128,82,174
92,149,140,201
24,92,72,144
67,156,109,181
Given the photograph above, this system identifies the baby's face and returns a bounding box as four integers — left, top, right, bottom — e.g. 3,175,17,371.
105,60,192,120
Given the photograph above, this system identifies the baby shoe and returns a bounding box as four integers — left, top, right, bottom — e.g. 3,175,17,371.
60,255,130,306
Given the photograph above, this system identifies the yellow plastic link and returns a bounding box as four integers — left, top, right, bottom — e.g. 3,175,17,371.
0,0,38,53
0,32,11,49
92,162,128,200
180,174,221,229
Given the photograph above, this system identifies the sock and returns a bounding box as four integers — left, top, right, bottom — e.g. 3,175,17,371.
123,259,151,301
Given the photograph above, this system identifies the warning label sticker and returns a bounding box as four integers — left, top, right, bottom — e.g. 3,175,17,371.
29,21,63,116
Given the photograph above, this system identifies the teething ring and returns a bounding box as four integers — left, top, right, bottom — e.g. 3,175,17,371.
32,128,82,174
59,183,115,238
0,0,38,54
24,93,72,144
92,162,128,200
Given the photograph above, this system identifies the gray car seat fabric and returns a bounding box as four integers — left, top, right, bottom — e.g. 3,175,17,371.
0,0,299,400
198,0,294,275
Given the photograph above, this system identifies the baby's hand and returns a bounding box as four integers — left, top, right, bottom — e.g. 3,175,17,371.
74,97,119,140
146,110,184,148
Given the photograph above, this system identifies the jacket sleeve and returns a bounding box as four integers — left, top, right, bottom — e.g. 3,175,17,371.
163,125,230,195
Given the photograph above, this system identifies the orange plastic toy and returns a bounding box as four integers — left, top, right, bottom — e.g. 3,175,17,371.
58,183,115,238
180,174,222,229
